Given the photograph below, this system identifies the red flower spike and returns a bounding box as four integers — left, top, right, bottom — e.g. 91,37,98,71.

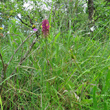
42,19,50,37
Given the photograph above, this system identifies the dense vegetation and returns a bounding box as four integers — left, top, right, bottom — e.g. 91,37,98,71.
0,0,110,109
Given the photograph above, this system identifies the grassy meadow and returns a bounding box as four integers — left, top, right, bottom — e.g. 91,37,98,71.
0,1,110,109
0,23,110,110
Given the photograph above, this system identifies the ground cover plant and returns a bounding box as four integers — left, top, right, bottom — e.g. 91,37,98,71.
0,0,110,110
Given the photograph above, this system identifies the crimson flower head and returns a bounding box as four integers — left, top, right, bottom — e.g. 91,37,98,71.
42,19,50,37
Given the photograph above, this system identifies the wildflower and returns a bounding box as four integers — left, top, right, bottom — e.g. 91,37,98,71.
42,19,50,37
33,28,38,31
32,25,36,28
0,27,3,30
35,19,37,21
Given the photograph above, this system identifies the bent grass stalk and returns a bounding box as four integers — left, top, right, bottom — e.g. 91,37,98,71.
0,95,3,110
